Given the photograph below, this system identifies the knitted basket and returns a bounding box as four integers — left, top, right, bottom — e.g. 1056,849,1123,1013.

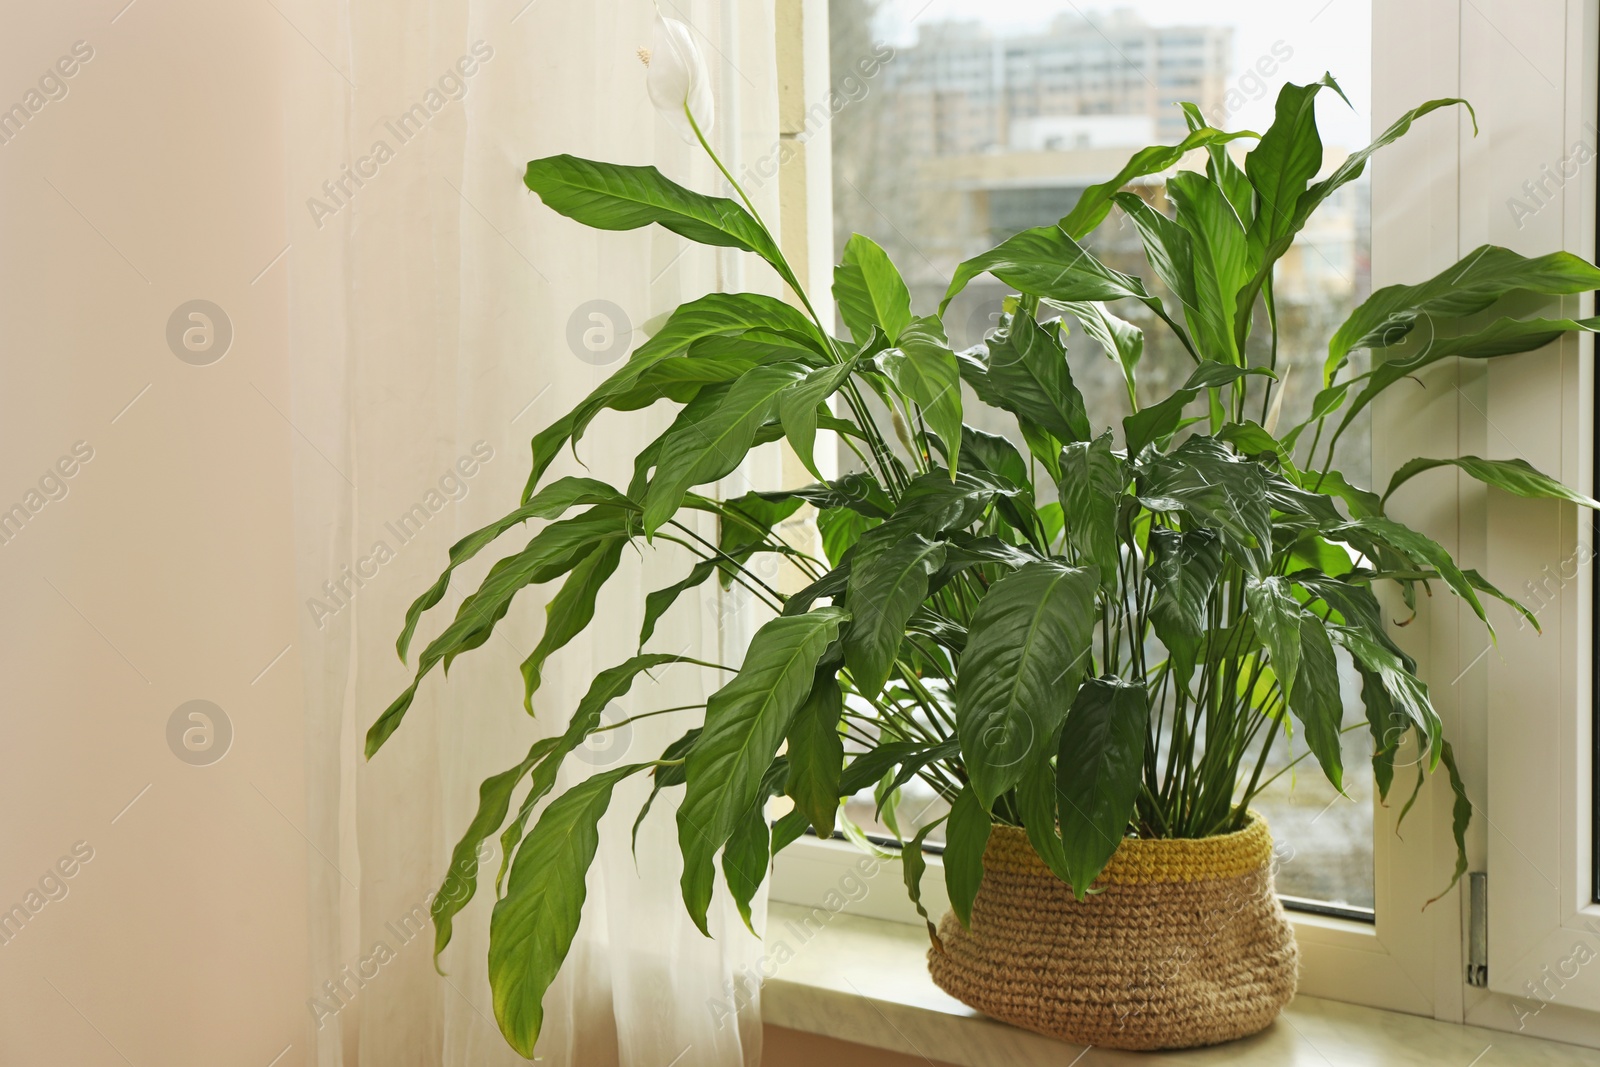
926,816,1297,1050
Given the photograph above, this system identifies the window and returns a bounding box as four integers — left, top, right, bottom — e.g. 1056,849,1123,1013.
826,0,1375,915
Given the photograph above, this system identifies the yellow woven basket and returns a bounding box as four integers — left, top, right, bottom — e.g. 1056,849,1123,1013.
926,816,1298,1051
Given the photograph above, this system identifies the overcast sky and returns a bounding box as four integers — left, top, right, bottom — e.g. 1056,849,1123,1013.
873,0,1373,150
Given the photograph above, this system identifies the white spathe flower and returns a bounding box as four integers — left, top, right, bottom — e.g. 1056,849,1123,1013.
644,15,714,145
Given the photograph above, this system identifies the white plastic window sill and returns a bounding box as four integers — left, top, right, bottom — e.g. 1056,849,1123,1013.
763,884,1600,1065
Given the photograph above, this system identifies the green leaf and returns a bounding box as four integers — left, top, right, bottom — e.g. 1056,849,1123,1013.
518,292,826,503
1235,95,1473,352
1135,435,1273,573
1332,626,1442,766
1147,527,1223,685
879,317,964,474
1057,433,1125,588
1383,455,1600,511
499,654,694,891
641,561,718,646
723,797,773,934
780,359,860,480
1055,300,1143,406
1246,76,1345,273
1112,192,1200,340
1245,576,1303,696
834,234,914,343
940,224,1166,319
1055,677,1149,897
488,763,645,1057
631,727,701,854
901,815,951,946
1331,516,1487,630
1059,125,1259,239
519,536,625,708
1327,246,1600,384
943,786,991,929
844,535,947,698
1123,364,1271,456
1427,741,1474,907
430,735,561,968
817,506,877,566
642,362,811,533
369,506,636,757
677,607,847,933
965,314,1089,444
785,669,845,836
398,477,629,662
1288,615,1345,790
957,560,1099,807
523,154,791,282
1167,170,1250,363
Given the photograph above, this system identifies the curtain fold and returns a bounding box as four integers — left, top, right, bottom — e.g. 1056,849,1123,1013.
283,2,779,1063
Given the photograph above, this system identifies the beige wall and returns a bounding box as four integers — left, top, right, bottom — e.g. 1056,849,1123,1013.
0,3,309,1065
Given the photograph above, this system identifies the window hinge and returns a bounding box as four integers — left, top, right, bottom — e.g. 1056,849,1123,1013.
1467,871,1488,987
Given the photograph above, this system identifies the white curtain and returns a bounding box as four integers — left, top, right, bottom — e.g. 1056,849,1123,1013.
283,2,780,1064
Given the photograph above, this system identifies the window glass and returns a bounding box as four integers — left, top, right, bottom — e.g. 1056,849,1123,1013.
830,0,1374,912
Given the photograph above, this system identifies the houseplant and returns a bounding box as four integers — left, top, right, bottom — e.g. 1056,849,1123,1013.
367,21,1600,1055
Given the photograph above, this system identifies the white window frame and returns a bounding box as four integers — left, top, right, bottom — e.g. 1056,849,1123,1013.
767,0,1600,1044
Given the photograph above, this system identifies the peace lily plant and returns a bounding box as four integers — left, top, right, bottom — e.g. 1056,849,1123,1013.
368,16,1600,1057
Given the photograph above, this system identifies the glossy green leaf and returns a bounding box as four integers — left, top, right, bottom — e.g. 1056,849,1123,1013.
643,362,811,533
780,359,860,480
943,786,991,929
520,536,625,708
1383,455,1600,511
957,560,1099,807
834,234,914,343
844,535,947,698
1327,246,1600,384
677,607,847,933
879,317,964,474
940,224,1167,320
1245,576,1303,696
785,669,845,837
1057,433,1125,587
1167,170,1250,363
489,762,645,1056
1060,125,1258,239
901,815,950,946
1288,615,1345,790
1056,677,1149,897
958,314,1088,444
524,154,791,280
1123,364,1271,456
1056,300,1143,406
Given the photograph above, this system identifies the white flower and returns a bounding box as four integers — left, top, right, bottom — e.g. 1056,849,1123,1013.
644,15,714,145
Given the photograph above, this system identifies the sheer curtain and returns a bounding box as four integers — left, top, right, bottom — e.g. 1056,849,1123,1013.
283,2,780,1064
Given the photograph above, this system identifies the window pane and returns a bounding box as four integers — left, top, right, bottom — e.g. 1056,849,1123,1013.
830,0,1374,911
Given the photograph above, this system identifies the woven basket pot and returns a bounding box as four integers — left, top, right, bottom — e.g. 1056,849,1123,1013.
926,816,1298,1051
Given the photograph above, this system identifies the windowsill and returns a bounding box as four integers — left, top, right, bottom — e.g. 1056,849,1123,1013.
762,902,1600,1066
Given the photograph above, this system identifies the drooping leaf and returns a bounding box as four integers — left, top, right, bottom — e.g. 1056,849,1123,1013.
1426,741,1474,907
1059,125,1259,239
957,560,1099,807
902,815,950,946
1055,300,1143,406
1245,576,1303,697
943,786,991,929
398,477,630,661
958,314,1089,445
520,536,625,708
785,668,845,836
1383,455,1600,511
844,535,948,698
1123,364,1272,456
677,608,847,933
430,735,561,967
1147,527,1224,684
631,727,701,854
1332,626,1442,765
779,359,861,480
1135,435,1273,573
642,362,812,533
879,316,964,474
834,234,914,343
1287,615,1345,790
1055,676,1149,897
1057,433,1125,588
1327,246,1600,384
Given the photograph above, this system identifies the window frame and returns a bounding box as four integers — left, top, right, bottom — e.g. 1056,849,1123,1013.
765,0,1600,1042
